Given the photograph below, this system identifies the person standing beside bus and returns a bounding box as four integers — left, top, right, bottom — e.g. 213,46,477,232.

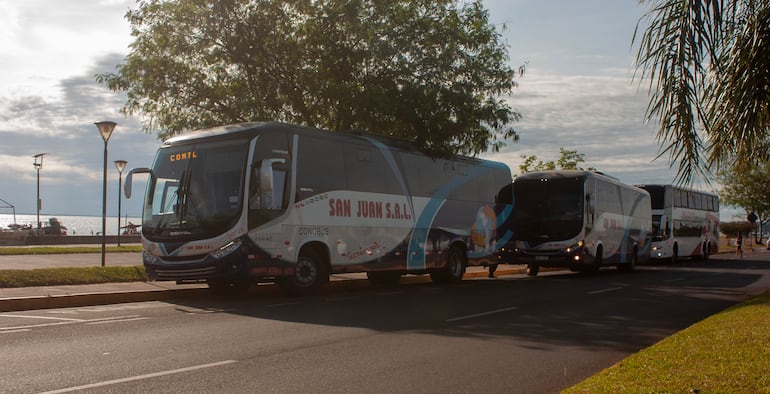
736,233,743,258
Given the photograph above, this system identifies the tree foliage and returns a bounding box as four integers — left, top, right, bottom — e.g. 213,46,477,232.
518,148,595,174
718,159,770,241
718,221,754,238
634,0,770,183
97,0,524,156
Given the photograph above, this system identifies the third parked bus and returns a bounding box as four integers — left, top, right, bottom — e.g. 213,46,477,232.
635,184,719,262
506,170,651,276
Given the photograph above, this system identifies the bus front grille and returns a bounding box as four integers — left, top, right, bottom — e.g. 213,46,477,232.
153,266,218,279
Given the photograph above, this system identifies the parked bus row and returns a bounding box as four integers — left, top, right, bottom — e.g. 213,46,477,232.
123,122,718,295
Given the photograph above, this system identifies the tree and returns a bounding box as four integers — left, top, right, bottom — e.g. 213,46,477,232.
718,160,770,243
518,148,594,174
97,0,524,157
719,221,754,239
633,0,770,183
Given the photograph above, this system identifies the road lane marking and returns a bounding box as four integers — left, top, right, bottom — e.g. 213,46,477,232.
588,287,624,295
0,314,84,322
85,317,149,325
0,315,144,331
447,306,519,322
0,329,31,334
39,360,237,394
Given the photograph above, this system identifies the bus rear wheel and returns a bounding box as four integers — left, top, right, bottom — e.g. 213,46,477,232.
279,249,328,295
430,245,466,284
525,264,539,276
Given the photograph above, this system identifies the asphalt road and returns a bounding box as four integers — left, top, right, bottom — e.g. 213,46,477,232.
2,256,769,393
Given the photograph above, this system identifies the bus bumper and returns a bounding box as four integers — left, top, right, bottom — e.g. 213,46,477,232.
513,249,597,270
649,246,671,259
143,238,291,282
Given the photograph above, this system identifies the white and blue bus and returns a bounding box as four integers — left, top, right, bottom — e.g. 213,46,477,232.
505,170,651,276
635,184,719,262
125,122,513,294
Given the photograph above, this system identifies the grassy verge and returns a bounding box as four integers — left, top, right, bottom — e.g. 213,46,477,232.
0,266,147,288
0,245,143,255
564,291,770,393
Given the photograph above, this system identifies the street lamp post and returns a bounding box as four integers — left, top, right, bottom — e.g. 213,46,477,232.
33,153,46,240
114,160,127,247
96,121,117,267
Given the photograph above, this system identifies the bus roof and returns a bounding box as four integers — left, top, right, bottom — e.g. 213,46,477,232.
161,121,507,168
635,184,719,197
517,170,615,182
516,170,646,192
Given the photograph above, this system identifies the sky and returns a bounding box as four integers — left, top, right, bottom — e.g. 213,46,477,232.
0,0,740,223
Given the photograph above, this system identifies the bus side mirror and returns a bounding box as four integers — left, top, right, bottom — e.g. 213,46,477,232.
259,160,275,195
586,193,595,215
125,167,152,199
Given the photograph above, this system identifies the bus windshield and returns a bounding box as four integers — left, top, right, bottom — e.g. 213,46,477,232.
143,139,249,241
513,177,584,244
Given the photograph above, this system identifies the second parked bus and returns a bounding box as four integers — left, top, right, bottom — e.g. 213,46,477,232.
635,184,719,262
505,170,651,276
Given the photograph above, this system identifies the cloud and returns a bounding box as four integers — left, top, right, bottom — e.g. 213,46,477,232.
0,51,157,216
484,69,679,185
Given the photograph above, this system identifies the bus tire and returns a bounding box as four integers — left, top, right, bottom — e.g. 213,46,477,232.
366,271,402,286
525,264,539,276
619,247,637,273
430,245,466,284
588,246,603,273
671,244,679,264
279,248,328,295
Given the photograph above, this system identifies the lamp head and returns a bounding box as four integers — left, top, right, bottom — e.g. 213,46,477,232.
114,160,128,173
95,121,117,142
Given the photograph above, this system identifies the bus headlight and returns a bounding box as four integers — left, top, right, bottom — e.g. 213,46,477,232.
565,241,584,254
651,245,661,251
211,239,243,259
142,249,160,265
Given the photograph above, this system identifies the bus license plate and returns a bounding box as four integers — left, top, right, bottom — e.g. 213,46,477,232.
535,256,548,261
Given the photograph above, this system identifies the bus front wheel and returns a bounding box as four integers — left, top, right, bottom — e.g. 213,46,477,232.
279,249,328,295
671,244,679,264
525,264,539,276
618,247,637,273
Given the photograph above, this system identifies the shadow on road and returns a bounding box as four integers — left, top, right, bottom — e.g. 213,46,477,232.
167,258,770,353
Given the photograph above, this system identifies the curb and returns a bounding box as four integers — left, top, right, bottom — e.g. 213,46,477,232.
0,267,526,313
0,287,210,313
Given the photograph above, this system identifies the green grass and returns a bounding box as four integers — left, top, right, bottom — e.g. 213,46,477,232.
0,245,143,255
564,291,770,393
0,266,147,288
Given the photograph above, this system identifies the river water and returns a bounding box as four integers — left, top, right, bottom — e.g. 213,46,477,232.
0,214,141,236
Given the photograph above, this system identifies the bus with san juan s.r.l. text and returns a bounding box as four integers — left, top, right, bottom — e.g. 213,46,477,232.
124,122,513,294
